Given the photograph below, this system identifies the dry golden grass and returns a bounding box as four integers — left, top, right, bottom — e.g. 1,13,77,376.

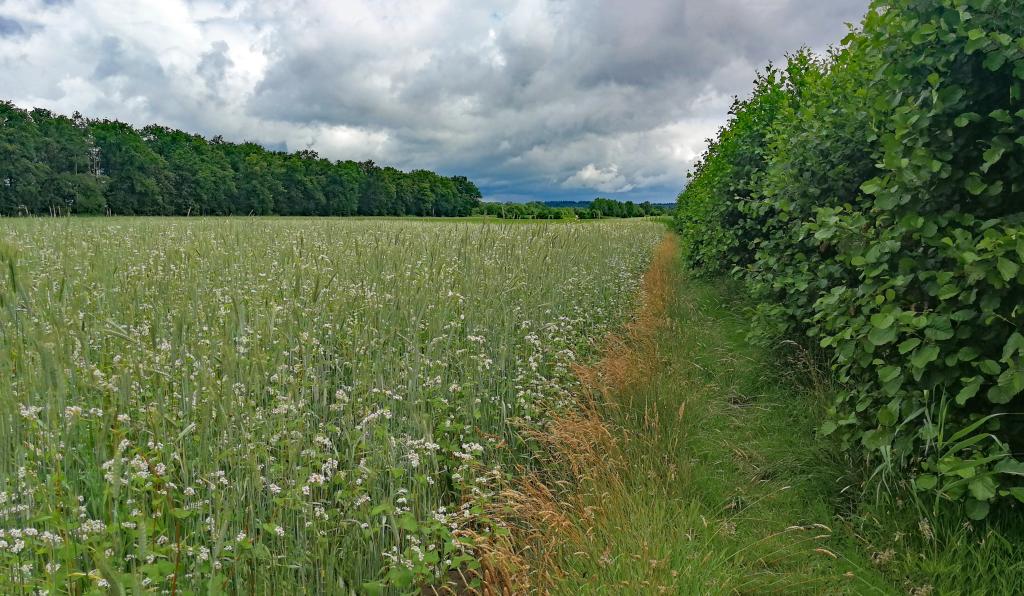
575,233,677,398
470,234,680,594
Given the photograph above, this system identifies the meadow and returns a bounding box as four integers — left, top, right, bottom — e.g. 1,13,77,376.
0,218,664,593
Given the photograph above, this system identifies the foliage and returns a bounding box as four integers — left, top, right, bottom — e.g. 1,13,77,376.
477,198,669,220
589,198,666,219
1,108,105,216
535,274,1021,594
675,0,1024,518
0,218,663,593
0,103,482,217
674,62,793,274
477,201,578,220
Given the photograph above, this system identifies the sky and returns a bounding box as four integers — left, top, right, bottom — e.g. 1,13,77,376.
0,0,870,203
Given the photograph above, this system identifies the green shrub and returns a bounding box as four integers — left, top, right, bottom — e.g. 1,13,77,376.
676,0,1024,519
675,64,789,273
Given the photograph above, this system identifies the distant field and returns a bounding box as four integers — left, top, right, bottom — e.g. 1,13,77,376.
0,218,663,593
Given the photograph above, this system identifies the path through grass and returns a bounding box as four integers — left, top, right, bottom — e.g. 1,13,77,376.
507,240,906,594
509,237,1024,595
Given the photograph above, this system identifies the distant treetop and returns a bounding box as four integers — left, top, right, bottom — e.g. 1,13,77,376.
477,198,672,220
0,101,482,217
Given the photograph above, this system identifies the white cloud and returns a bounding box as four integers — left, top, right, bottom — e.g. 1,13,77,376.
563,164,635,194
0,0,870,201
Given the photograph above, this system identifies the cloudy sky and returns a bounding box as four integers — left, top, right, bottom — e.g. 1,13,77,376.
0,0,868,202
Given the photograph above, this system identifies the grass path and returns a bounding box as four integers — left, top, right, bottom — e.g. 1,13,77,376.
502,236,896,594
498,234,1024,595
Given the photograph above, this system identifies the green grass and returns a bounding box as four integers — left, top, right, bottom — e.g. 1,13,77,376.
850,492,1024,595
539,260,1024,595
0,217,664,593
4,220,1020,594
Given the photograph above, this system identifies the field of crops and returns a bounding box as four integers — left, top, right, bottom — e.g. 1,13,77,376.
0,218,664,593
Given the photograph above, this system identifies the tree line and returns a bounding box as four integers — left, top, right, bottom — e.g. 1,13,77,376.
0,101,482,217
676,0,1023,518
478,198,671,220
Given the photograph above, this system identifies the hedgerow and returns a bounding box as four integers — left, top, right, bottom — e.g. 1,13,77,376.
676,0,1024,519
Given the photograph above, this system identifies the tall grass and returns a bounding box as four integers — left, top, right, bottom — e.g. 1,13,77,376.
500,244,892,593
516,265,1023,594
0,217,663,593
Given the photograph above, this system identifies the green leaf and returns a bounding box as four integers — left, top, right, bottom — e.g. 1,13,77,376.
386,567,416,589
860,178,883,194
958,346,981,361
994,459,1024,476
870,312,895,330
915,474,938,491
990,109,1012,123
968,475,997,501
898,337,922,354
818,420,838,436
396,514,419,532
882,376,903,396
982,147,1006,171
965,175,987,195
956,377,983,405
877,405,898,426
938,284,960,300
911,345,940,369
992,32,1013,46
869,325,898,346
862,428,893,451
984,53,1008,72
965,498,990,520
878,365,902,383
1003,332,1024,361
955,112,980,127
987,382,1020,405
996,258,1019,281
966,36,989,54
874,192,898,210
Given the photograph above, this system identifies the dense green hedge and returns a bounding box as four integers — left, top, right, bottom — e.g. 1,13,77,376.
676,0,1024,518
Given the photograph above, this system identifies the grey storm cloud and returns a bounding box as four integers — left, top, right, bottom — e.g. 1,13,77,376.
93,36,166,81
197,40,234,99
0,0,869,202
0,15,41,36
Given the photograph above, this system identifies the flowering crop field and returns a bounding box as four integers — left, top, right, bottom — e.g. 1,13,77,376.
0,218,663,593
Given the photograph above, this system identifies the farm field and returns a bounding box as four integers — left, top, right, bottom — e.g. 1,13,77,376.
4,0,1024,593
0,218,664,593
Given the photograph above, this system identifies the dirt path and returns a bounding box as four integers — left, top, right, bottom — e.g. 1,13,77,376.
489,233,893,594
